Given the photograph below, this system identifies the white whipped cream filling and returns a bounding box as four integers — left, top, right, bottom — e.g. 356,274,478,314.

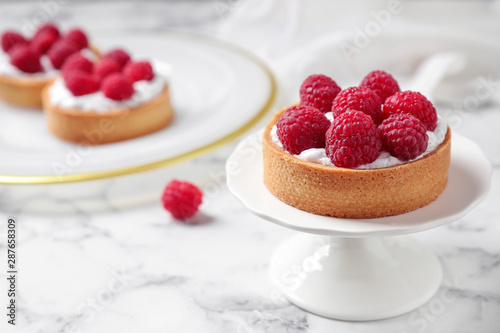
271,112,448,169
0,51,58,79
48,59,171,112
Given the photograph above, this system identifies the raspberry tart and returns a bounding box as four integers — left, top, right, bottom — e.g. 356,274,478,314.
263,72,451,219
0,23,99,108
42,48,174,145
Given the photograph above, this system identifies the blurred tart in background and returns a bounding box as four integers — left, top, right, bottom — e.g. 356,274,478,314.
43,48,174,145
0,22,99,108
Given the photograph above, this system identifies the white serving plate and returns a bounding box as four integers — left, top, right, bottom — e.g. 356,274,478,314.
0,32,275,213
0,31,275,184
227,130,492,237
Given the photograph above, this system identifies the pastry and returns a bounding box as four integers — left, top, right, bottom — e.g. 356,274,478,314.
0,23,98,108
263,71,451,218
42,49,174,145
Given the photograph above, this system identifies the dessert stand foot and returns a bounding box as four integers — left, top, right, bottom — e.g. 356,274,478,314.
270,234,442,321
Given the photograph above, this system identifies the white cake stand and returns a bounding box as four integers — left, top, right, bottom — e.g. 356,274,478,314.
226,130,491,321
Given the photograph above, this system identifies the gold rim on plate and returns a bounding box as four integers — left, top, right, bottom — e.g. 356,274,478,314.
0,32,276,185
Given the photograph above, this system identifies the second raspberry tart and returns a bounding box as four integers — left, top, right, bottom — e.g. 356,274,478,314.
42,48,174,145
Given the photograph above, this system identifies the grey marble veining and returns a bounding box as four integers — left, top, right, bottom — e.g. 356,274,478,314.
0,1,499,333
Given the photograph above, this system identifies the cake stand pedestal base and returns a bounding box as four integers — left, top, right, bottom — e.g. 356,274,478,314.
227,130,492,322
270,234,442,321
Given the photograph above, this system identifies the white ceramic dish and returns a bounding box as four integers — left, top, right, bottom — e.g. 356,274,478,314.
0,32,275,184
226,130,491,321
227,130,491,237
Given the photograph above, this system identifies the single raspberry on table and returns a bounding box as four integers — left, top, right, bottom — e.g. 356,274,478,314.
61,53,93,76
93,59,121,84
299,74,341,113
30,31,59,54
162,180,203,221
331,86,382,124
64,70,99,96
63,28,88,50
1,31,28,52
277,105,331,155
360,70,400,103
47,40,79,69
382,91,437,131
101,73,134,101
123,61,155,82
377,113,429,161
326,109,381,168
9,45,42,73
33,23,60,40
101,48,131,69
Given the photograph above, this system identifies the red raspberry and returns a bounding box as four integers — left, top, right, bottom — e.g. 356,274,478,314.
299,74,341,113
34,23,60,40
360,70,400,103
30,31,58,54
377,113,429,161
64,70,99,96
93,59,121,85
1,31,28,52
326,110,381,168
383,91,437,131
331,86,382,124
62,28,88,50
47,40,79,69
61,53,93,77
101,73,134,101
277,105,331,155
162,180,203,221
101,49,131,69
123,61,155,82
9,45,42,73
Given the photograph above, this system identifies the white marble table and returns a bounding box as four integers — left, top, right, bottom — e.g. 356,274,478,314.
0,2,499,333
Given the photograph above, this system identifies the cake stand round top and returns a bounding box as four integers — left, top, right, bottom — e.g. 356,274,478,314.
226,130,492,238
